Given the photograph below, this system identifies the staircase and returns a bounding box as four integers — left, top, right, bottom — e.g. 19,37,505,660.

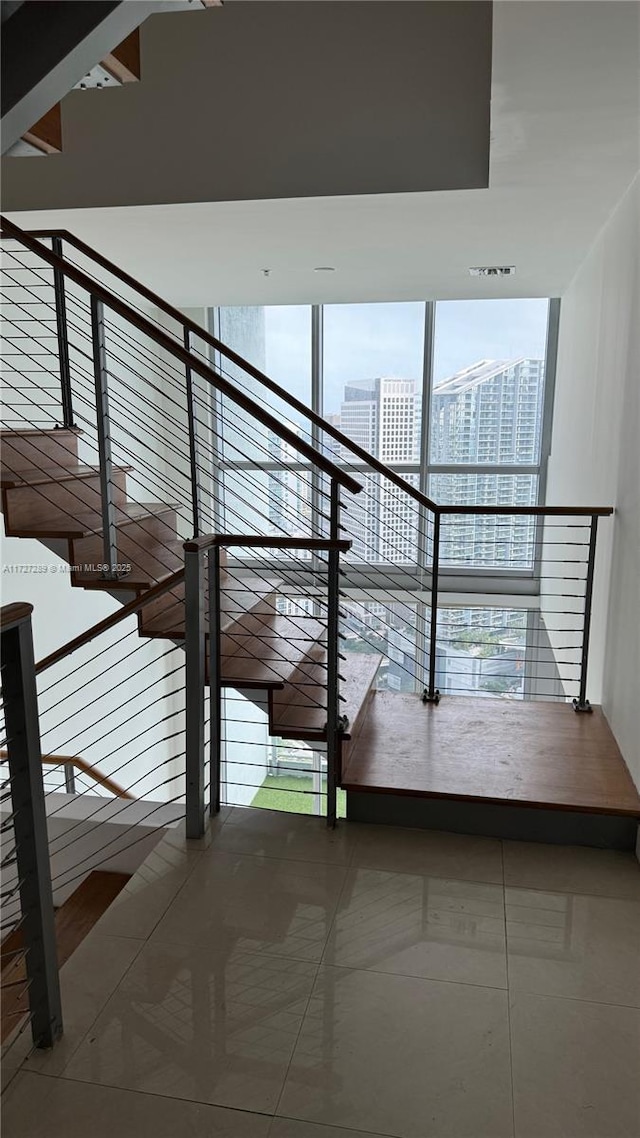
2,1,221,157
1,869,130,1044
0,424,381,752
2,213,635,851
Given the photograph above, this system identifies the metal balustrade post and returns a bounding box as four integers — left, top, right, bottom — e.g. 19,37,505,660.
184,327,201,537
574,513,598,713
326,479,342,828
208,545,222,815
90,296,118,579
1,604,62,1049
51,237,74,429
184,547,206,836
423,510,441,704
63,762,76,795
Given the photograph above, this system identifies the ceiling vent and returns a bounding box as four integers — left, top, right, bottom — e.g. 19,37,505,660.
469,265,516,277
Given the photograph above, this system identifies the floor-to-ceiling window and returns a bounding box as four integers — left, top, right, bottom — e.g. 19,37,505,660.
207,298,558,809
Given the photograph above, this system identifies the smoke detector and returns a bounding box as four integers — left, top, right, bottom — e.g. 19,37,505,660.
469,265,516,277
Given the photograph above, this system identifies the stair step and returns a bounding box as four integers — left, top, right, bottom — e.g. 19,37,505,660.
271,649,383,740
140,571,281,638
0,463,133,489
339,652,383,739
0,870,129,1045
70,517,181,590
52,870,131,963
0,429,83,437
270,654,327,737
0,428,82,475
222,612,325,690
2,499,179,539
1,466,132,530
341,693,640,814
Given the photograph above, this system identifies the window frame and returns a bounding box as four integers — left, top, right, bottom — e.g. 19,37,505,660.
207,298,560,592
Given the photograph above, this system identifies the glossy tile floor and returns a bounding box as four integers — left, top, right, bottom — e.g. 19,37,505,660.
3,809,640,1137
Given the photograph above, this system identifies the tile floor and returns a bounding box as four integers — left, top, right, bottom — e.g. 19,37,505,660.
2,809,640,1138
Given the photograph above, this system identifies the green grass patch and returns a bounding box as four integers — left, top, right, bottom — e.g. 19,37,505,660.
250,774,346,818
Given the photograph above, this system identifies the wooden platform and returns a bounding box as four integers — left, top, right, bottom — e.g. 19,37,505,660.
342,693,640,817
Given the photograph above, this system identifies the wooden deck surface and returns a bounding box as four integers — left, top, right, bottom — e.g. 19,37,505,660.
341,693,640,816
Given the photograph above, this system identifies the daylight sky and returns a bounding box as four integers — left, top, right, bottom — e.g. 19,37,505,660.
264,298,550,417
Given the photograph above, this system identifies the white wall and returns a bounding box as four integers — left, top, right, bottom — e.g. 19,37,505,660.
546,174,640,786
1,2,491,212
0,289,210,803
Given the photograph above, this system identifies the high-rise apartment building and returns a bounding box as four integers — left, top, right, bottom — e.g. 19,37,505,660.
430,358,545,568
334,363,544,567
339,377,421,561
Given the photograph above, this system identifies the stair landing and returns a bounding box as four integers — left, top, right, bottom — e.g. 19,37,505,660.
342,693,640,818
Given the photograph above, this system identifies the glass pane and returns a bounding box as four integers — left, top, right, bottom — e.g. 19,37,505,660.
222,467,314,553
436,607,527,698
430,473,538,570
322,302,425,444
431,300,549,466
215,306,312,460
341,600,419,692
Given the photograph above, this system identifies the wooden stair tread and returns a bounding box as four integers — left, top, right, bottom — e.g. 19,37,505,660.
73,536,183,590
141,572,281,637
222,613,325,689
339,652,383,736
0,462,133,489
272,649,383,739
5,500,178,538
53,871,131,963
0,870,129,1045
270,654,327,736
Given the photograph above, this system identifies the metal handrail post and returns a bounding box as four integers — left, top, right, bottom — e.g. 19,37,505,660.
326,478,341,827
185,548,206,836
208,545,222,815
184,326,201,537
423,510,441,704
51,236,74,429
90,296,118,579
63,761,76,795
1,603,62,1048
574,513,598,713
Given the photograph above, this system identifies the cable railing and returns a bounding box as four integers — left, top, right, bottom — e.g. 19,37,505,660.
0,578,192,1058
2,220,615,711
183,529,350,831
1,215,620,1071
1,218,615,716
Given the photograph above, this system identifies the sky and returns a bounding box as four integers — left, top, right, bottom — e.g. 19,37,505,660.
262,298,550,417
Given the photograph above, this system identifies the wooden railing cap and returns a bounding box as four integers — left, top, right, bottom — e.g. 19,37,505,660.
0,602,34,633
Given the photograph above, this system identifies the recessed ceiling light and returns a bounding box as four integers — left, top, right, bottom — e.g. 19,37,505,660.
314,266,336,272
469,265,516,277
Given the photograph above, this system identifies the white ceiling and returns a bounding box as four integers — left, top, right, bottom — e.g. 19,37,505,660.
5,1,639,308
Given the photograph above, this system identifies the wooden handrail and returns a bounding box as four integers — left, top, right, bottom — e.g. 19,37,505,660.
0,220,433,510
437,505,614,517
0,750,132,800
184,535,352,553
0,602,34,633
0,216,362,497
0,223,617,525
